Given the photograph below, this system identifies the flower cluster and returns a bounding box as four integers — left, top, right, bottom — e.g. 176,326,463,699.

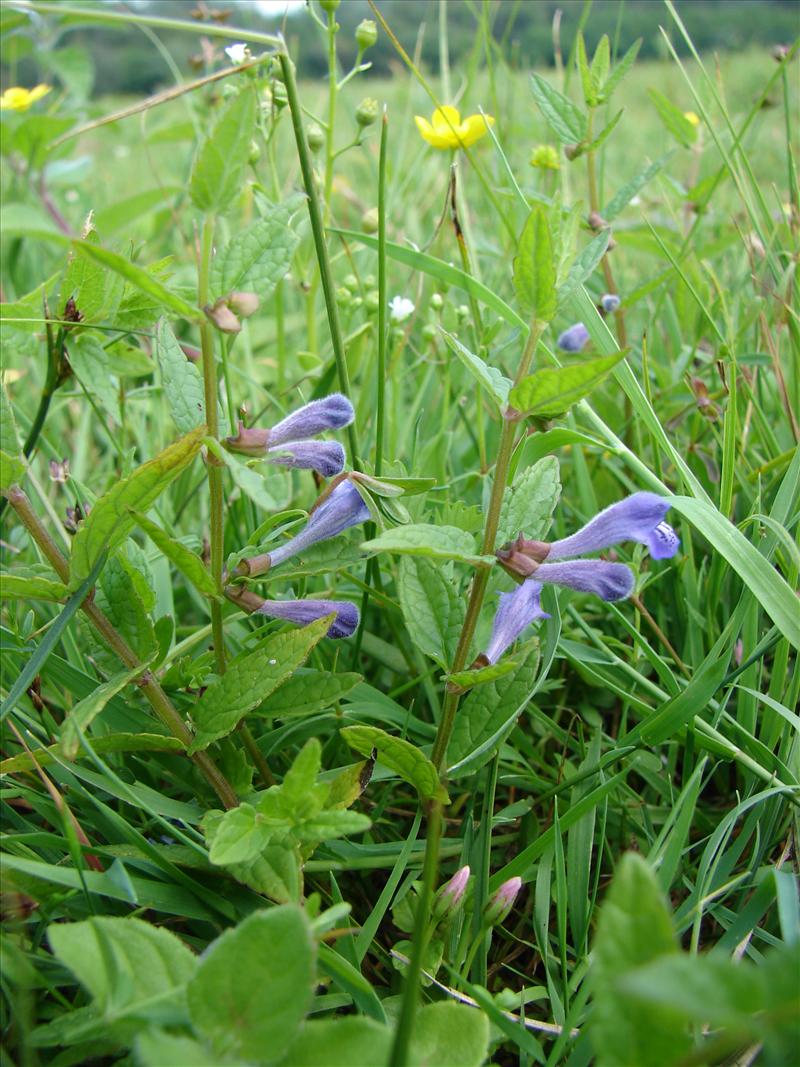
226,395,369,639
481,493,680,665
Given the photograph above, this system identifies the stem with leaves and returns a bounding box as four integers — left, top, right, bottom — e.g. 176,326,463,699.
585,109,627,349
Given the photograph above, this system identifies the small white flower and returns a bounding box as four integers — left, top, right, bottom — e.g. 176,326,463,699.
389,295,415,323
225,43,250,65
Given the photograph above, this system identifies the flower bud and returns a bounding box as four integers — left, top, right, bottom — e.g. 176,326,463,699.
564,143,582,161
248,139,261,164
365,290,380,313
271,81,288,109
205,299,241,334
228,291,259,318
307,122,325,153
335,286,351,308
356,97,379,128
588,210,607,231
421,323,438,344
600,293,620,315
456,304,469,321
433,865,470,921
362,207,379,233
355,18,378,51
530,143,560,170
319,0,340,11
343,274,359,293
430,292,444,311
483,877,522,927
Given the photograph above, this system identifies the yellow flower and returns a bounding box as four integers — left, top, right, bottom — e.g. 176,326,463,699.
0,84,52,111
684,110,700,127
414,105,494,150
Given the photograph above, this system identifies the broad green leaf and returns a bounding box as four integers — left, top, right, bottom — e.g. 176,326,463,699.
589,35,611,98
448,638,540,777
280,737,323,809
72,240,199,321
93,551,156,663
669,495,800,651
341,724,448,803
509,352,626,419
0,449,26,490
496,455,561,546
205,437,288,512
190,88,257,214
154,320,205,434
187,906,315,1064
283,1018,392,1067
445,658,518,692
69,426,205,586
132,510,218,600
0,202,66,241
362,524,494,567
0,733,183,774
253,669,362,719
105,340,154,377
397,557,465,669
95,186,182,235
603,155,670,222
137,1028,245,1067
0,574,67,600
557,230,610,307
326,756,375,810
601,38,642,100
60,662,145,760
411,1002,490,1067
0,379,21,455
48,915,196,1015
296,809,371,842
439,329,511,411
211,197,301,298
61,225,117,324
189,616,331,751
648,88,698,148
589,852,690,1067
513,205,557,321
69,334,120,422
203,811,302,901
208,803,274,865
576,33,594,107
530,74,587,145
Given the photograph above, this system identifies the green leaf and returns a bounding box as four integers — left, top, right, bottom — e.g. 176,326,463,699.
61,225,118,324
669,495,800,651
0,733,184,774
154,320,205,434
439,329,511,411
604,156,670,222
283,1018,392,1067
253,669,362,719
496,455,561,546
69,426,205,586
208,803,274,865
576,33,594,107
0,449,26,490
411,1002,490,1067
445,659,518,692
60,662,146,760
0,574,67,601
94,186,182,235
397,557,465,669
211,197,301,298
362,524,493,567
648,88,698,148
326,756,375,810
513,205,557,321
71,240,200,321
589,35,611,98
530,74,587,145
589,852,690,1067
203,811,302,901
0,379,21,456
296,809,371,843
448,638,540,777
136,1028,245,1067
48,915,196,1015
601,38,642,100
509,352,626,419
585,108,623,153
557,230,610,308
187,906,315,1064
205,437,287,512
190,88,257,214
189,616,331,751
341,724,448,803
69,334,120,422
132,510,219,600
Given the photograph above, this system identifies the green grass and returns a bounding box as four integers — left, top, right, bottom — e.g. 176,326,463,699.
1,3,798,1066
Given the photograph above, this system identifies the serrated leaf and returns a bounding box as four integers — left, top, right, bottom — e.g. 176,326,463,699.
589,35,611,99
69,334,120,422
448,638,540,777
187,907,315,1064
94,551,156,662
601,38,641,100
603,155,671,222
69,426,205,585
497,456,561,546
72,240,200,321
530,74,587,145
211,198,301,298
0,449,26,490
254,670,361,719
585,109,623,153
557,230,611,307
362,524,493,567
203,811,301,902
61,226,114,324
189,617,331,751
648,88,698,149
326,755,375,810
514,205,557,321
445,659,518,692
208,803,274,865
439,329,511,411
132,510,219,600
397,557,465,669
0,379,22,455
0,574,67,600
296,809,371,843
154,320,205,434
190,88,257,214
340,724,448,803
59,663,146,760
509,352,626,419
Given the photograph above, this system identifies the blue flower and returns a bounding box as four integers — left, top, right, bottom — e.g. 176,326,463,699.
268,481,370,569
556,323,590,352
546,492,680,561
483,580,549,664
256,597,359,638
600,293,620,314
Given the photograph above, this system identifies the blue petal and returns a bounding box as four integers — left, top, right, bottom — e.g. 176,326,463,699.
536,560,634,601
484,580,548,664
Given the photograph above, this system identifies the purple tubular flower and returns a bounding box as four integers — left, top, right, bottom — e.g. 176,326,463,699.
548,492,680,561
268,394,354,448
484,580,548,664
557,322,590,352
256,598,359,638
267,440,345,477
536,560,635,601
268,481,370,569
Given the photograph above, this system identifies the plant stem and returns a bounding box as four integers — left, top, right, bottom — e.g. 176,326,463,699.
6,486,238,810
375,109,389,478
198,216,227,675
388,798,443,1067
586,108,628,349
278,50,360,466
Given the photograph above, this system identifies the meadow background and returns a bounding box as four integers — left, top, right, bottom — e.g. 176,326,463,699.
1,1,798,1066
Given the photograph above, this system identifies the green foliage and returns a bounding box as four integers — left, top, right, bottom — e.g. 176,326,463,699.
509,352,627,420
514,204,557,320
190,87,258,214
341,725,449,802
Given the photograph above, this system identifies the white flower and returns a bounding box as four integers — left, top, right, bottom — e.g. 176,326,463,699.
389,296,415,323
225,43,250,65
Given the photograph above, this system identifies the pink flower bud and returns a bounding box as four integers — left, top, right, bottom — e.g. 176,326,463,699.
228,291,259,318
483,876,522,926
433,865,470,921
205,299,241,334
224,421,270,456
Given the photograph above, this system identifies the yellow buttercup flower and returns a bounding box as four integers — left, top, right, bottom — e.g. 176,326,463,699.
684,110,700,127
414,105,495,150
0,84,52,111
